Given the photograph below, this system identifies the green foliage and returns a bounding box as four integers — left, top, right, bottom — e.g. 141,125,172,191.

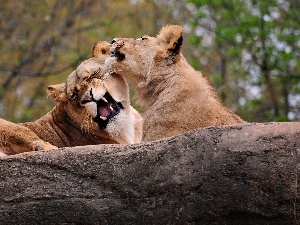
187,0,300,121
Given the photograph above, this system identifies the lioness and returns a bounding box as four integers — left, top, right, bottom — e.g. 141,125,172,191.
0,41,143,156
105,25,244,141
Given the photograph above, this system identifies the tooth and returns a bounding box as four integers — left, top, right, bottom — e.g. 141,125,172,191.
101,97,108,103
100,116,107,120
110,106,114,112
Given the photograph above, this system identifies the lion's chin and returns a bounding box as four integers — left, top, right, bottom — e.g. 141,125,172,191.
93,92,124,130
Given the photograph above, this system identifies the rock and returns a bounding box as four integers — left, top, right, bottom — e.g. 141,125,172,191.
0,122,299,225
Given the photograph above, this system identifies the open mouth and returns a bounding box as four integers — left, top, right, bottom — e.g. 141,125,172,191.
83,91,123,130
110,50,125,61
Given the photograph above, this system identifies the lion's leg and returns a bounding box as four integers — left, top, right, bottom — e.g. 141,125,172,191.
0,118,57,155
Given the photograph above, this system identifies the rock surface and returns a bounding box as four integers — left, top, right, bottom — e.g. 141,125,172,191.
0,122,299,225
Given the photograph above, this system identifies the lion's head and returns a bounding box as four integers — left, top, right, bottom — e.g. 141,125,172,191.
105,25,183,88
47,41,141,144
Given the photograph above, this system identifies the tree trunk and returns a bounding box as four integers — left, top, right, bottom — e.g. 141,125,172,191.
0,122,299,225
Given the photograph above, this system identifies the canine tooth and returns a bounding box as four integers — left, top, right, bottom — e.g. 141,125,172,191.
100,116,107,120
101,97,108,103
110,106,114,112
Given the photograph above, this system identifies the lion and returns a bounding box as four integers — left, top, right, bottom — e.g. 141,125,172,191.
0,41,143,156
105,25,245,142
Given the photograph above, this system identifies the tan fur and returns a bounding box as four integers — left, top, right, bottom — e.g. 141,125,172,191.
0,118,57,155
0,41,143,156
106,25,244,142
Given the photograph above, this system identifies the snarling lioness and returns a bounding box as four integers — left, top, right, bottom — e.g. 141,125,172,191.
0,41,143,156
106,25,244,142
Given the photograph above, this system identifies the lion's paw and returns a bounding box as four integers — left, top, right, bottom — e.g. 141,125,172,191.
32,141,58,151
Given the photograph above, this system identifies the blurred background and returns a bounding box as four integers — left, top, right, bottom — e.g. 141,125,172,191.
0,0,299,123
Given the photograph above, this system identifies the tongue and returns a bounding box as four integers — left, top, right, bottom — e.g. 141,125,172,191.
98,103,112,117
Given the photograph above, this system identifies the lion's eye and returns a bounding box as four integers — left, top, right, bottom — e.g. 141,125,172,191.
69,88,79,101
137,36,148,41
70,92,77,101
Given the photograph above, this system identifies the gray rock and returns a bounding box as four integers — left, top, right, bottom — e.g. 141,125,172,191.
0,122,299,225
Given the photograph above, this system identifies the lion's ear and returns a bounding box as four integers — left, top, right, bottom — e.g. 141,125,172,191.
47,83,67,102
156,25,183,60
92,41,110,61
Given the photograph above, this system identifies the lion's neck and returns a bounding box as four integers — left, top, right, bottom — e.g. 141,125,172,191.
21,103,72,147
136,55,189,107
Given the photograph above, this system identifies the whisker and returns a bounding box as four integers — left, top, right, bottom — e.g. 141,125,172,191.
101,69,123,80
